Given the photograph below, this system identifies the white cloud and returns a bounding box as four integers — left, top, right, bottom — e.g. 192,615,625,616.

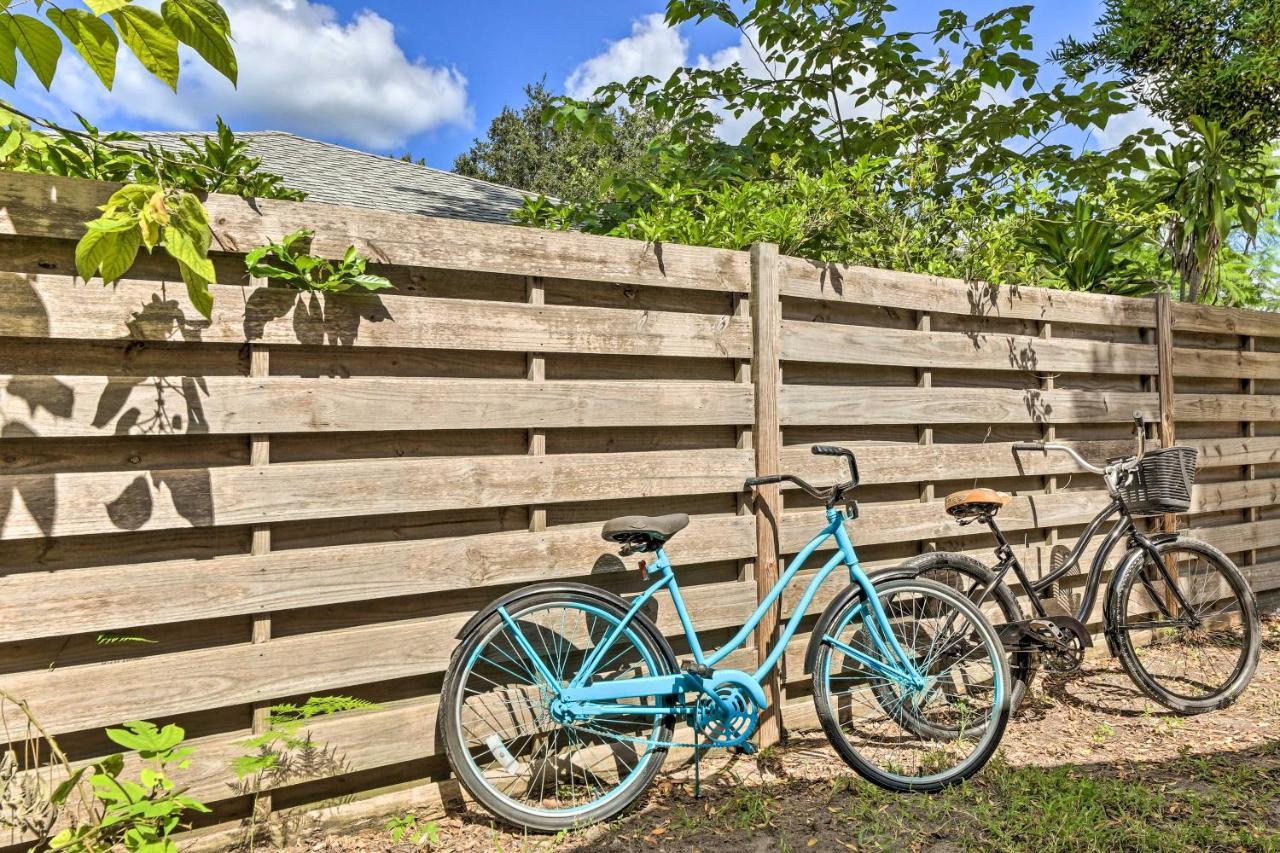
565,13,688,100
40,0,471,151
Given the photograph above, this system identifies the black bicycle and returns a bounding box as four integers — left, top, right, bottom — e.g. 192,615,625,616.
889,415,1260,715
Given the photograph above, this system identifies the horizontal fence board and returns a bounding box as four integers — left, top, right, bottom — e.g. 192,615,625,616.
1174,393,1280,422
0,516,755,642
0,273,752,358
0,580,753,736
778,257,1156,327
0,172,750,293
0,448,754,540
781,320,1157,374
1171,302,1280,338
781,438,1133,485
780,386,1159,426
1171,346,1280,379
0,376,753,437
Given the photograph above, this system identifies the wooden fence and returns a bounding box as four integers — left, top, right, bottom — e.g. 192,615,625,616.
0,171,1276,847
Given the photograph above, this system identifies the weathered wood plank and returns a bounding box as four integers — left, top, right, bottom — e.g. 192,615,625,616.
780,386,1159,426
781,320,1157,374
1190,478,1280,515
0,376,753,437
0,172,750,293
1171,346,1280,379
1174,393,1280,422
0,580,754,735
781,438,1136,485
0,447,754,541
778,257,1156,327
750,242,784,746
1171,301,1280,338
0,516,754,642
0,273,751,358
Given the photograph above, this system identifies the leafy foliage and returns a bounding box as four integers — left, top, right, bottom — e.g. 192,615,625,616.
1019,197,1160,296
232,695,380,780
48,721,209,853
511,0,1279,307
0,0,235,92
386,813,442,847
76,182,218,317
455,79,677,205
245,229,393,293
1146,118,1279,303
1055,0,1280,152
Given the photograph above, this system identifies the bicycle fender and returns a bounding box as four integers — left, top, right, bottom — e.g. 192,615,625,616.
454,582,677,670
1101,534,1178,657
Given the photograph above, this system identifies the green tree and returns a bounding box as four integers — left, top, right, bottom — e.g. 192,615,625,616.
563,1,1153,208
1055,0,1280,152
454,79,672,204
1146,118,1278,303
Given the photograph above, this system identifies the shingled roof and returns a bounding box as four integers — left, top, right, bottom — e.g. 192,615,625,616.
137,130,531,224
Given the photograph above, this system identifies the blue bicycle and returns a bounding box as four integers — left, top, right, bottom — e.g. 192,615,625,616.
441,446,1012,831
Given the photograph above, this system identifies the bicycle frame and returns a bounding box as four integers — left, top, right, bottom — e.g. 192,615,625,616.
496,506,926,721
975,498,1194,629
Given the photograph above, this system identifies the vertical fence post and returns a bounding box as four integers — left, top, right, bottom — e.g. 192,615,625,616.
749,242,783,747
526,276,547,533
247,332,273,838
1153,293,1178,535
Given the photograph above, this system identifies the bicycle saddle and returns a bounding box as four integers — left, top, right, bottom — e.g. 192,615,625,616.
944,488,1012,519
601,513,690,551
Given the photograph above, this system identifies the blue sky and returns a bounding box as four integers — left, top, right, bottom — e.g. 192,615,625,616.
9,1,1118,171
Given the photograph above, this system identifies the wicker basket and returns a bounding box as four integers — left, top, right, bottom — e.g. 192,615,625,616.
1117,446,1198,517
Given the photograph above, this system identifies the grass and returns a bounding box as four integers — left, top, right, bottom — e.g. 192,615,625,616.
825,751,1280,852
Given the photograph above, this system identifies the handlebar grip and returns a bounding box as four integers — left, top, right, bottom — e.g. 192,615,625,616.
745,475,785,487
811,445,846,456
1012,442,1045,451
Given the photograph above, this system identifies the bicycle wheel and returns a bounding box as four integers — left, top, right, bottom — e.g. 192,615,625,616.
812,578,1011,792
1108,537,1260,714
894,552,1037,713
441,590,675,831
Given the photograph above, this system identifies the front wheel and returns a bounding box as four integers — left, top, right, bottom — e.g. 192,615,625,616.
1108,537,1260,714
441,590,675,831
812,578,1011,792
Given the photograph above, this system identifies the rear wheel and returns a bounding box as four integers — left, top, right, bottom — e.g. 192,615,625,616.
893,552,1036,713
812,578,1011,792
441,591,675,831
1108,538,1260,714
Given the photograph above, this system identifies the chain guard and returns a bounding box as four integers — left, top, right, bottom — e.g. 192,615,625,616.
694,685,761,748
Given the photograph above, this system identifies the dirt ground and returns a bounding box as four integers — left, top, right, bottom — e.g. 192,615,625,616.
281,617,1280,852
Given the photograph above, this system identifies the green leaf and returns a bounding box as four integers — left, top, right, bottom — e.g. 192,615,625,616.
47,8,118,89
163,223,215,282
84,0,133,14
161,0,235,84
76,222,140,282
0,19,16,86
178,260,213,318
347,274,392,291
0,127,20,160
5,14,62,89
110,6,179,90
49,767,90,805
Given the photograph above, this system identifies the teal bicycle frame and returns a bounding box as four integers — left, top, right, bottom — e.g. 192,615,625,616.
495,505,927,724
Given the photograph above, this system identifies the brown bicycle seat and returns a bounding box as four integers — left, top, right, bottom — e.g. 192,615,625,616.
944,488,1012,519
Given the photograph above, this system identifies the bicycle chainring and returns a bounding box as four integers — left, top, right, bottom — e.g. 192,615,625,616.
693,685,760,748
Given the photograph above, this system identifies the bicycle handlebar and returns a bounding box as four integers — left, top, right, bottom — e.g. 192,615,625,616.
744,446,860,506
1014,411,1148,475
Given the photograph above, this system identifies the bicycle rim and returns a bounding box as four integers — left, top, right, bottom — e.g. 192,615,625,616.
448,599,669,822
816,579,1009,789
1113,541,1258,705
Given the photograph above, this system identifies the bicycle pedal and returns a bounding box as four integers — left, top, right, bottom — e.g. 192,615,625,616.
681,660,714,679
732,743,756,756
